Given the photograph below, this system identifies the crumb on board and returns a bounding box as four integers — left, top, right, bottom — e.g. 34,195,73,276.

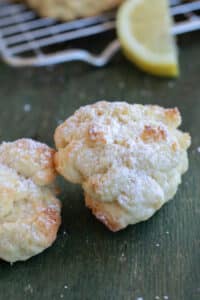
119,252,127,263
197,147,200,153
24,283,33,294
155,243,160,247
155,295,169,299
23,104,32,112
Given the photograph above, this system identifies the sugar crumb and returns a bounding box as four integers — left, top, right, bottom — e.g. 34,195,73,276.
155,243,160,247
24,283,33,294
64,285,68,289
166,231,169,234
23,104,32,112
60,294,64,298
163,297,169,300
119,252,126,263
155,297,160,300
137,297,144,300
197,147,200,153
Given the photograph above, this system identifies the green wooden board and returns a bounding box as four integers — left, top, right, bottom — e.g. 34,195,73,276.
0,32,199,300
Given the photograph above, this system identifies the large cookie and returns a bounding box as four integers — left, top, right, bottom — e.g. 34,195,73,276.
54,101,191,231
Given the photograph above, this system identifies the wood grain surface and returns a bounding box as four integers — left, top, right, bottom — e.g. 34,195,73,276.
0,32,199,300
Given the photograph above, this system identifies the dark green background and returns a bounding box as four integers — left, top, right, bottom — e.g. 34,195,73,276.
0,32,199,300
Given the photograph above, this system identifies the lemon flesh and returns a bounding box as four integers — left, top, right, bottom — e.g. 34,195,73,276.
117,0,179,77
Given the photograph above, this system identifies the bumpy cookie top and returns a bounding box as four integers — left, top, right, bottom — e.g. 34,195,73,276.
54,101,191,231
0,139,61,262
0,138,56,186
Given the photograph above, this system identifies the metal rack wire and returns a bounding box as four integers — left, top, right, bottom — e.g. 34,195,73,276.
0,0,199,67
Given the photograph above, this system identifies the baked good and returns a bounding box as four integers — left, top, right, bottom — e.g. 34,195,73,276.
0,139,61,262
23,0,123,21
54,101,191,232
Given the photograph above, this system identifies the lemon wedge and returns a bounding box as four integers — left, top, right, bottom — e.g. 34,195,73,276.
116,0,179,77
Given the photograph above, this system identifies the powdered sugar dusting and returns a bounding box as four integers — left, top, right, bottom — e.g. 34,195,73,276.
24,283,33,294
0,139,57,219
1,139,53,168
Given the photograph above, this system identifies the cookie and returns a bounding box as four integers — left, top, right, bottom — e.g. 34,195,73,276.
0,139,61,262
54,101,191,232
24,0,123,21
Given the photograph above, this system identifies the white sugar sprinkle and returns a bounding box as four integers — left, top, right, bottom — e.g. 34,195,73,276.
166,231,169,234
155,297,160,300
24,284,33,294
155,243,160,247
60,294,64,298
137,297,143,300
163,297,169,300
119,252,126,262
23,104,32,112
64,285,68,289
197,147,200,153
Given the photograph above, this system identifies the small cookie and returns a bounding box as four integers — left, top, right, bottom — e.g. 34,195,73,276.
54,101,191,231
0,139,61,262
23,0,123,21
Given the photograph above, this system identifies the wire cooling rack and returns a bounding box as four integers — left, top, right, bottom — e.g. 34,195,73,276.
0,0,200,67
